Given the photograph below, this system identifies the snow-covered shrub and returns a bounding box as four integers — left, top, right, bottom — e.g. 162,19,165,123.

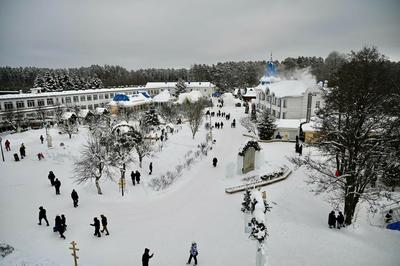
0,243,14,258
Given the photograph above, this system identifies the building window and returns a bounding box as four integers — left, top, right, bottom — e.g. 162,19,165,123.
105,94,109,99
283,112,286,119
65,97,71,104
88,104,93,110
4,102,13,110
61,98,65,104
38,99,45,106
47,98,54,105
87,95,92,101
27,100,35,107
80,96,86,101
283,99,287,108
16,101,25,109
73,96,79,103
110,93,114,98
99,94,104,99
94,103,99,108
93,94,98,100
315,101,320,108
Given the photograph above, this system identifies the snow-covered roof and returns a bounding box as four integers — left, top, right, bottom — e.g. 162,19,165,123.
176,91,203,104
108,92,152,107
0,87,143,100
302,118,320,132
77,109,93,118
274,119,303,129
95,107,108,114
243,88,256,98
153,90,173,103
61,112,76,120
145,82,215,89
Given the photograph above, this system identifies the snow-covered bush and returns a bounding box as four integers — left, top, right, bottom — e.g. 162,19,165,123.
0,242,14,258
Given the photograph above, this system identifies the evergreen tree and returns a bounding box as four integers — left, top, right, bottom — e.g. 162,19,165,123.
257,109,276,140
142,107,160,128
241,190,252,213
174,79,187,97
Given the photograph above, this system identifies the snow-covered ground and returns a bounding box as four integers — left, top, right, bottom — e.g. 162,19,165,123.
1,104,399,266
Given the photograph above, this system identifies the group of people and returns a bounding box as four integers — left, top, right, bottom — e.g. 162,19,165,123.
38,206,66,239
5,135,46,161
48,171,62,195
214,121,224,129
131,170,141,185
90,215,110,237
328,210,345,229
141,242,199,266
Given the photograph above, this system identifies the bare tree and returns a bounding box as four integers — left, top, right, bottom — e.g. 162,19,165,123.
240,116,257,136
73,134,109,194
158,104,179,124
183,100,204,139
59,119,78,139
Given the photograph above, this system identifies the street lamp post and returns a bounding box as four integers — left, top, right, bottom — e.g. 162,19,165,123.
0,137,4,162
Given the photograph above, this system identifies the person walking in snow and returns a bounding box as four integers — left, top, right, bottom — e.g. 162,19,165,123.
4,139,10,151
220,122,224,129
100,214,110,235
19,143,26,159
71,189,79,207
186,242,198,265
328,211,336,229
54,215,66,239
212,157,218,167
48,171,56,186
38,206,49,226
61,214,67,230
131,171,136,186
135,170,141,184
336,211,345,229
90,217,101,237
54,178,61,195
142,248,154,266
40,135,44,144
149,162,153,175
298,145,303,156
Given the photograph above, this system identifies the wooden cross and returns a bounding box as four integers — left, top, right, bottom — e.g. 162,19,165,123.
69,241,79,266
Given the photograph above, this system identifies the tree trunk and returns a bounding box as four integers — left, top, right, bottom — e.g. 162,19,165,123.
139,157,142,168
344,189,359,225
95,178,102,195
69,132,72,139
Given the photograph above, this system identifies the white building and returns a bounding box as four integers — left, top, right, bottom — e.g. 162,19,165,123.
0,86,146,131
145,82,215,97
253,72,325,120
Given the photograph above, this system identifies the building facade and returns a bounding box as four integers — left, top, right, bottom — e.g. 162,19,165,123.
145,82,215,97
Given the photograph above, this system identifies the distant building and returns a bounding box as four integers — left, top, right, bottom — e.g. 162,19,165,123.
145,82,215,97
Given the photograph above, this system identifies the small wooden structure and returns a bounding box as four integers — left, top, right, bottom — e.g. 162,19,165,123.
239,141,261,174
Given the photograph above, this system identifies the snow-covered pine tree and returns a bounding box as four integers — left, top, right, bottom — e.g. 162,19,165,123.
257,109,276,140
142,107,160,128
251,103,257,121
241,190,252,213
249,190,269,243
174,78,187,98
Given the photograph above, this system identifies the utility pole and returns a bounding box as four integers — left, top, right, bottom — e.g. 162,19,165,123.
119,168,126,197
69,241,79,266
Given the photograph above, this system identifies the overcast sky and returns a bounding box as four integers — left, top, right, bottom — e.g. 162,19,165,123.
0,0,399,69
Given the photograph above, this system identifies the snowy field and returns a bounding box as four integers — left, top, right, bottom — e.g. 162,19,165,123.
1,104,400,266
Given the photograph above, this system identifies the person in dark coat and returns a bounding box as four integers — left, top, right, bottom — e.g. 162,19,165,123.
187,242,198,265
5,139,11,151
90,217,101,237
100,214,110,235
212,157,218,167
61,214,67,229
135,170,141,184
328,211,336,229
71,189,79,207
142,248,154,266
385,210,393,223
54,178,61,195
298,145,303,156
40,135,44,144
149,162,153,175
220,122,224,129
336,211,345,229
48,171,56,186
19,143,26,159
54,215,66,239
131,171,136,186
38,206,49,226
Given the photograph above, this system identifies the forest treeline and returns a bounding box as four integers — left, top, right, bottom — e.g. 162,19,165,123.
1,51,398,92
